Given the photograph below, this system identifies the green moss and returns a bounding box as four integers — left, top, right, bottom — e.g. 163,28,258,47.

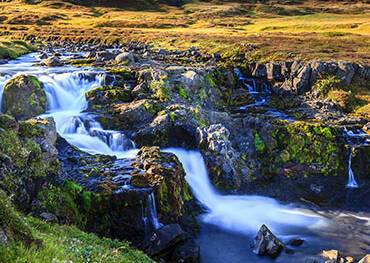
312,75,341,96
0,190,35,246
272,121,342,176
143,100,162,115
149,76,170,102
190,105,208,128
177,85,188,100
0,40,36,60
254,132,266,153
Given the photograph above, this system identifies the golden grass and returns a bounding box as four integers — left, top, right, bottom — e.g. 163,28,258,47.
0,0,369,62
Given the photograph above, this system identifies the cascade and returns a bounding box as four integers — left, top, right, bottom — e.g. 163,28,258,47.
347,148,359,188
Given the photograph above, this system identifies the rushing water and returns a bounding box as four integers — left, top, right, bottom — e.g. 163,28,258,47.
1,53,369,262
347,148,359,188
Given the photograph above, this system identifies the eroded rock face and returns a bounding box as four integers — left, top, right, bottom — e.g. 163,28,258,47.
131,146,193,223
2,75,47,120
252,224,284,258
197,124,246,189
0,114,59,210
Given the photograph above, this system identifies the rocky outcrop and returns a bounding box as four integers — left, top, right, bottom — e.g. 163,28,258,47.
196,124,247,189
115,52,135,65
248,60,369,95
2,75,46,120
131,146,193,223
252,224,284,258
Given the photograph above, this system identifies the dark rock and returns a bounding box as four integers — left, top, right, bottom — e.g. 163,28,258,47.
95,51,115,62
0,59,8,65
142,224,187,257
252,224,284,258
2,75,46,120
287,238,304,247
337,61,355,86
171,238,200,263
266,63,283,81
39,212,58,223
253,63,267,78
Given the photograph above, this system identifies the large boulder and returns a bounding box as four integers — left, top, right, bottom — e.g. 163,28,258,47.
196,124,247,189
358,255,370,263
2,75,47,120
115,52,135,64
252,224,284,258
130,146,193,223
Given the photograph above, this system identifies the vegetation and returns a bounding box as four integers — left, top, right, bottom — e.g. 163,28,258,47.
0,40,36,59
0,1,369,62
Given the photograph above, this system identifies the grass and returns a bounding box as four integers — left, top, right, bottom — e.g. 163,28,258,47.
0,0,369,62
0,40,36,59
0,216,153,263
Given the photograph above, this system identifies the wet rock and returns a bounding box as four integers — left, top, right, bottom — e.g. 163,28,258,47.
0,59,8,65
171,239,200,263
41,56,64,67
39,52,48,60
115,52,135,64
321,250,341,261
142,224,187,257
287,238,304,246
252,224,284,258
358,255,370,263
2,75,47,120
197,124,245,189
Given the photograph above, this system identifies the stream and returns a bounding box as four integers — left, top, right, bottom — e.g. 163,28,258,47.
1,52,369,262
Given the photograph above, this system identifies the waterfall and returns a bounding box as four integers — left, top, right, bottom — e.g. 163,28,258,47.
0,75,10,111
143,192,163,235
234,68,267,109
165,148,325,235
347,148,359,188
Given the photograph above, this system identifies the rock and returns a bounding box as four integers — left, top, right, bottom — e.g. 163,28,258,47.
180,70,203,92
321,249,340,261
39,212,58,223
41,56,64,67
337,61,355,86
0,229,8,244
266,63,283,81
253,63,267,78
39,52,48,60
252,224,284,258
292,64,312,94
287,238,304,247
171,239,200,263
358,255,370,263
0,59,8,65
131,146,192,222
115,52,135,64
2,75,47,120
196,124,245,189
142,224,187,257
95,51,115,62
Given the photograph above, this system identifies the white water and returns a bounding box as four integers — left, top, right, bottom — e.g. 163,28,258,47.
165,148,325,235
347,148,359,188
0,52,325,237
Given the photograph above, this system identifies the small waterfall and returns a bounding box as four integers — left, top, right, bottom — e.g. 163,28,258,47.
143,192,163,235
347,148,359,188
165,148,325,235
0,75,10,111
234,68,267,109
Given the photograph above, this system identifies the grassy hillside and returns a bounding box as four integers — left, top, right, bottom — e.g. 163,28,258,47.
0,0,369,62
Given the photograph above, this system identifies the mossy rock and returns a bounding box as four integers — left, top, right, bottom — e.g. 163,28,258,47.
2,75,46,120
